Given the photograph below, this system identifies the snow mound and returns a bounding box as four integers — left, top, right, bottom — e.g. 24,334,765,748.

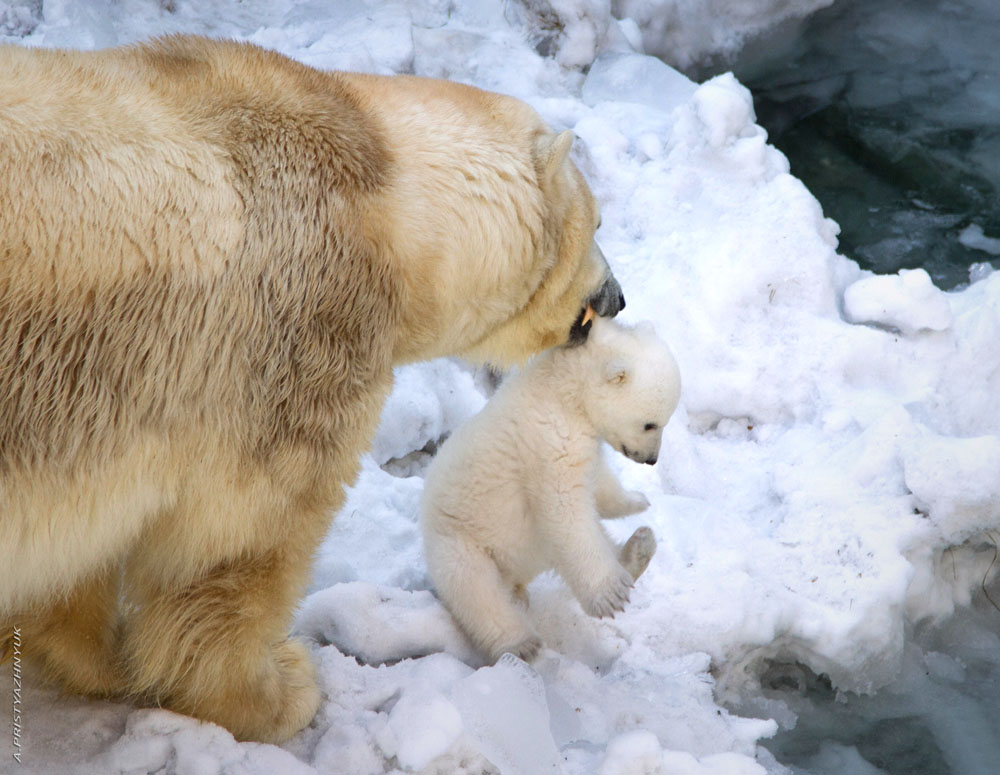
295,582,480,666
844,268,953,334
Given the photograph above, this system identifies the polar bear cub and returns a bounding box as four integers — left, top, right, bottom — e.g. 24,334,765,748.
421,318,681,663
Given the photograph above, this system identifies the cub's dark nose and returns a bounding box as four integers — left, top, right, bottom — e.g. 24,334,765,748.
645,455,657,466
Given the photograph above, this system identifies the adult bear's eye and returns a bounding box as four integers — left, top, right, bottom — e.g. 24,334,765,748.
644,423,657,432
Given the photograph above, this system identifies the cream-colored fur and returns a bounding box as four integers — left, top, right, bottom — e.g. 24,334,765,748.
421,318,681,663
0,36,624,742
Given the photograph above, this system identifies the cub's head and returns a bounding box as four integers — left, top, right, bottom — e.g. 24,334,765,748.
581,319,681,466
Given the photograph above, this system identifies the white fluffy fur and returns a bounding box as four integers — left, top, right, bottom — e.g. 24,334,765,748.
421,318,681,662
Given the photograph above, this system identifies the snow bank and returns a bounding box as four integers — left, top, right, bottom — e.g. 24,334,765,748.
4,1,1000,774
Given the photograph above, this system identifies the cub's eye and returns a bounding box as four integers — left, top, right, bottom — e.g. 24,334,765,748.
644,423,658,432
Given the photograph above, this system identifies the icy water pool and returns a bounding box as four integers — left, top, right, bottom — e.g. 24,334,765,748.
732,0,1000,290
721,0,1000,771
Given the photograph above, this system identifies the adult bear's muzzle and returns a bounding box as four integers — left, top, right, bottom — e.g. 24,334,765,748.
589,272,626,318
568,247,626,347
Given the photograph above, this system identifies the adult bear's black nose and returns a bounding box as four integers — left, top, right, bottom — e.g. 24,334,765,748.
590,273,625,318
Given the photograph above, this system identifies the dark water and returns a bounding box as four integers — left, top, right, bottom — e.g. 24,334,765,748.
731,0,1000,290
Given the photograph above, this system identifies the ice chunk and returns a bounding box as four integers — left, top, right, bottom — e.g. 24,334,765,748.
582,52,697,113
313,723,385,775
601,734,767,775
958,223,1000,256
385,691,464,771
969,262,995,284
544,682,583,747
451,655,561,774
843,268,953,334
598,730,663,774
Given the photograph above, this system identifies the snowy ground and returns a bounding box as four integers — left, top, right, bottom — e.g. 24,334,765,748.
3,1,1000,774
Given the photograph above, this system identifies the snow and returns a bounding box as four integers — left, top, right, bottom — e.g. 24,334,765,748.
3,1,1000,774
843,268,953,335
382,688,464,771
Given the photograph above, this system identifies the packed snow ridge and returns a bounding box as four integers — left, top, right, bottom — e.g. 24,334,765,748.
2,1,999,774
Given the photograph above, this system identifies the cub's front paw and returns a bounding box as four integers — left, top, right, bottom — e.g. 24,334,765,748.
580,566,633,619
622,491,651,516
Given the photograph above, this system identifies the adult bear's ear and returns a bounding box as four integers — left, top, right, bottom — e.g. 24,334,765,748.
534,130,574,184
603,357,630,386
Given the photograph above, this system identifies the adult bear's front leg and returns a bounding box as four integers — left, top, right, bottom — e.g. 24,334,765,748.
9,567,125,698
120,507,326,743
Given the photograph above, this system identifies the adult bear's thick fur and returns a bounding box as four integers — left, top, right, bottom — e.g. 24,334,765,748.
0,35,623,742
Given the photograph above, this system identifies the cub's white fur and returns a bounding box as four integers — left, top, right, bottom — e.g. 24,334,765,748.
421,318,681,662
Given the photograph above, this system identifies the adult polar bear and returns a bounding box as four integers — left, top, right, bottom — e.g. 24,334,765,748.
0,36,623,742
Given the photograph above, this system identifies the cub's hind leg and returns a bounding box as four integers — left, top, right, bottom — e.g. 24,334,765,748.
426,532,540,664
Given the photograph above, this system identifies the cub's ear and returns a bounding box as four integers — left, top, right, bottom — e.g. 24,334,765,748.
534,130,574,184
603,357,630,386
